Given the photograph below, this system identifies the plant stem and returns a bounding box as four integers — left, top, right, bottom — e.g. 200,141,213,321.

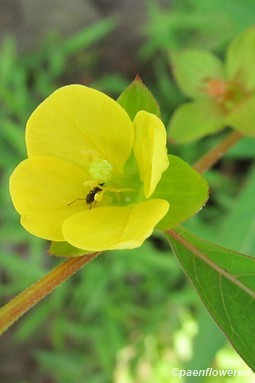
0,252,99,335
193,131,243,173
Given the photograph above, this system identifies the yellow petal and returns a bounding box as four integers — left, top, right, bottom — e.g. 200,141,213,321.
26,85,134,172
10,156,89,240
62,199,169,251
133,111,169,198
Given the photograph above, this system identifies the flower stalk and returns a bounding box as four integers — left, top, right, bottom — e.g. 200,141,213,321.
193,131,243,174
0,252,99,335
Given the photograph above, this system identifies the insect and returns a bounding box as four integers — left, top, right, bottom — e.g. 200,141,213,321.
85,183,104,209
68,183,104,209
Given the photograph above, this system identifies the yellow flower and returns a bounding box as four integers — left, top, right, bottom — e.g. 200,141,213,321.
10,85,170,251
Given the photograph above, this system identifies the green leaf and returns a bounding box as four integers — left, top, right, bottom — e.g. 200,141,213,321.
170,49,225,99
117,76,161,120
168,99,225,143
188,165,255,374
226,27,255,92
167,227,255,370
218,164,255,255
49,241,89,257
154,155,208,230
227,94,255,137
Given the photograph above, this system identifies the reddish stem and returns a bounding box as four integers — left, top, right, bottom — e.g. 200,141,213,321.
0,252,99,335
193,131,243,173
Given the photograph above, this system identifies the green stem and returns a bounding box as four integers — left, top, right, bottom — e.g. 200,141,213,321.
0,252,99,335
193,131,243,173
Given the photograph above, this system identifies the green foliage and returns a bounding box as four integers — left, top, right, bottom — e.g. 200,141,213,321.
185,161,255,376
22,241,185,383
169,28,255,143
143,0,255,57
170,50,224,99
2,3,255,383
143,5,255,374
154,155,208,229
169,100,224,143
117,76,161,120
226,27,255,90
167,227,255,370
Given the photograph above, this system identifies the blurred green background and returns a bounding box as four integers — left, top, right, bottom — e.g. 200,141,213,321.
1,1,255,382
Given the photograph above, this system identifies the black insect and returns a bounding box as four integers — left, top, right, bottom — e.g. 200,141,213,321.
85,183,104,209
68,183,104,208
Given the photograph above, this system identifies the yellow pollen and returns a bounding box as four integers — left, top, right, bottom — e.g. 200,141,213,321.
89,159,112,183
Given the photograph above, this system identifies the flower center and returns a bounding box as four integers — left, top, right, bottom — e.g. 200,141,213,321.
69,159,142,208
88,159,113,183
202,78,248,112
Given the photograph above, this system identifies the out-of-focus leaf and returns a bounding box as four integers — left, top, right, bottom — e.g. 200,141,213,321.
227,94,255,137
168,99,224,143
170,49,224,98
226,27,255,91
